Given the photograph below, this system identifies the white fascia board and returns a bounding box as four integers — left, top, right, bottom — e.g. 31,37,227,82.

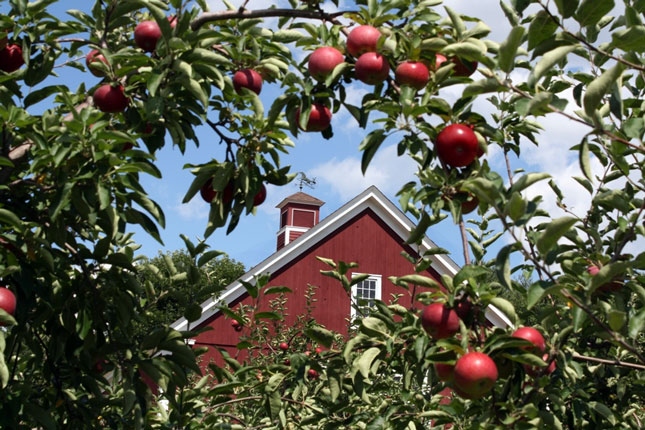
171,186,500,331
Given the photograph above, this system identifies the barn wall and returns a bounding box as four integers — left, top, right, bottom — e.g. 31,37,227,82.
193,208,442,370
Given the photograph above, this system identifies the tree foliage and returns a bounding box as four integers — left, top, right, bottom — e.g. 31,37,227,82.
135,247,245,339
0,0,643,428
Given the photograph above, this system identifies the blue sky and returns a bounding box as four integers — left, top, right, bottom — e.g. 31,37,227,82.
12,0,637,273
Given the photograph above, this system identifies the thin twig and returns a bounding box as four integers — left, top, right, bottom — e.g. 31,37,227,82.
537,1,645,73
571,352,645,370
191,8,354,30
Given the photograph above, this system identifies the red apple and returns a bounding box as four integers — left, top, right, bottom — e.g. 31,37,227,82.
296,103,332,132
279,342,289,351
201,179,234,204
233,69,263,95
308,46,344,82
304,350,311,357
435,124,479,167
231,319,242,331
134,20,162,53
512,327,546,353
284,359,291,366
307,369,319,379
434,362,455,382
395,61,429,90
421,302,460,339
434,53,448,70
346,25,381,57
85,49,109,77
453,352,498,399
93,84,129,113
0,287,16,322
355,52,390,85
524,353,556,377
454,298,473,320
168,15,178,29
452,57,478,77
587,265,622,292
0,44,24,73
253,184,266,206
314,347,322,354
459,193,479,214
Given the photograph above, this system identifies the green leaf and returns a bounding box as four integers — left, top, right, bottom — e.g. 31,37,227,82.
462,177,500,203
576,0,615,27
510,173,551,194
589,401,616,425
527,283,546,309
0,209,24,232
272,29,304,43
396,274,440,289
444,6,466,39
325,62,350,87
508,191,526,222
24,85,66,108
498,26,525,73
254,311,282,320
536,216,578,254
488,297,517,325
357,347,381,380
611,26,645,52
496,245,513,290
583,63,625,117
267,94,289,126
23,403,56,430
528,11,557,50
579,138,593,181
360,317,390,339
181,78,208,109
607,309,626,331
304,326,334,348
463,78,505,97
405,212,431,245
197,250,224,267
265,373,285,393
527,45,576,88
359,129,386,174
554,0,579,18
628,308,645,339
263,286,292,295
454,265,489,288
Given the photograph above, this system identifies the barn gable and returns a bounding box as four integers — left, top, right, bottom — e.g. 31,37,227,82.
171,186,513,338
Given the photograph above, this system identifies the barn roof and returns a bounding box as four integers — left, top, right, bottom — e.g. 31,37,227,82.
171,186,513,331
275,191,325,208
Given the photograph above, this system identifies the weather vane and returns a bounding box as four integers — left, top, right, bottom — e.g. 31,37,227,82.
296,172,316,191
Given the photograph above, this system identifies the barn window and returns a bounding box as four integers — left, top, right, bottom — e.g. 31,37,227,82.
350,274,382,319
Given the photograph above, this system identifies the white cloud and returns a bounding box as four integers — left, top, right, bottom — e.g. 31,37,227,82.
309,142,416,200
173,193,210,221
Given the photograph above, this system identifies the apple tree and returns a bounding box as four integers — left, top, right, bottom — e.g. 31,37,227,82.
0,0,643,428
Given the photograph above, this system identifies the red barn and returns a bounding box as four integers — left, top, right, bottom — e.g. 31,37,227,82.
171,186,511,367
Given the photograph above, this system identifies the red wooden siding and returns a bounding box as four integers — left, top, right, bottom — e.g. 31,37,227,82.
192,208,441,370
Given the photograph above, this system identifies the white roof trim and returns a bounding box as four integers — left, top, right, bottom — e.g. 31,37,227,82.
171,186,504,331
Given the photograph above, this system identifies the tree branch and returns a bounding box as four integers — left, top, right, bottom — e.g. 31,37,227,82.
191,8,355,30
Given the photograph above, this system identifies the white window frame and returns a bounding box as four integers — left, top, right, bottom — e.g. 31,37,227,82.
350,273,382,319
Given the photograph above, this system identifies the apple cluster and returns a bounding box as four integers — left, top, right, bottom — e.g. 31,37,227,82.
422,301,554,399
199,179,267,208
89,17,177,113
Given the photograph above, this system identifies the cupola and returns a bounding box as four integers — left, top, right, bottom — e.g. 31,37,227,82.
275,192,324,250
